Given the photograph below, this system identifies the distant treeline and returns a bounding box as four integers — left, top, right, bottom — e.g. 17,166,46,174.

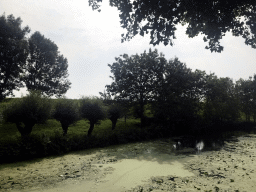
101,48,256,129
2,48,256,138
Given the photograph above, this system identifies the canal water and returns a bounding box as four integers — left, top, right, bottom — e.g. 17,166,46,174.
1,135,232,192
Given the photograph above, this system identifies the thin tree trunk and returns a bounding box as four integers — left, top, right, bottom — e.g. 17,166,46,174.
16,122,34,137
61,123,69,136
88,121,94,136
111,119,117,130
139,99,145,128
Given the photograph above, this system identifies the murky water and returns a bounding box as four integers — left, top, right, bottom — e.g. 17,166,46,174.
1,136,228,192
40,157,195,192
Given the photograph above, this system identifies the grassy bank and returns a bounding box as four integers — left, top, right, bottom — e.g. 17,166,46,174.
1,117,256,164
1,98,256,164
0,117,163,164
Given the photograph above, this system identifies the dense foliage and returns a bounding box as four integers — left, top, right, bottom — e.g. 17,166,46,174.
89,0,256,52
151,57,204,128
105,49,256,130
106,48,166,126
235,75,256,122
23,31,71,97
0,14,30,101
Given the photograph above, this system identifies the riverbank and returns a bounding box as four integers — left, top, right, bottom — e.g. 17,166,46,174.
0,134,255,191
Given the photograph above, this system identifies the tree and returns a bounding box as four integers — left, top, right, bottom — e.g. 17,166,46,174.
53,98,80,135
107,103,123,130
152,58,204,127
251,74,256,122
203,75,240,123
106,48,166,126
89,0,256,52
0,14,30,101
3,91,52,137
23,31,71,97
80,96,106,136
236,77,254,122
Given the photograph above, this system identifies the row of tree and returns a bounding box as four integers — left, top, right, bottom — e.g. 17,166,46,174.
3,91,123,137
102,49,256,128
0,14,71,101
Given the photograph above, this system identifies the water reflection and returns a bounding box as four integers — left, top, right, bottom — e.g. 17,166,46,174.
172,141,182,150
195,141,204,155
172,136,225,155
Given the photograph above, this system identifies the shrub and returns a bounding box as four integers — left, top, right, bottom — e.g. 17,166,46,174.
53,98,80,135
80,96,106,136
3,91,52,137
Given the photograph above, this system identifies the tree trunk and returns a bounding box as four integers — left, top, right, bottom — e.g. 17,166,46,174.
111,119,117,130
124,115,127,128
61,123,69,136
88,121,94,136
16,122,35,137
139,100,145,128
247,114,251,122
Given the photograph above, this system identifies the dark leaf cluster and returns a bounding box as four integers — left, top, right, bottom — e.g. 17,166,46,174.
0,14,30,100
90,0,256,52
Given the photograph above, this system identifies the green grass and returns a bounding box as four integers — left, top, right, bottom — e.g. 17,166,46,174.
0,115,145,163
0,117,141,141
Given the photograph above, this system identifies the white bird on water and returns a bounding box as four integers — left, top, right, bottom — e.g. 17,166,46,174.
195,140,204,155
173,141,182,150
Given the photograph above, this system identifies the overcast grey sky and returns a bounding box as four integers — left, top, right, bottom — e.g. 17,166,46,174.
1,0,256,99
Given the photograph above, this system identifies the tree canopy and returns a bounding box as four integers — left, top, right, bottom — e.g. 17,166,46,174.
203,75,240,122
0,14,71,100
3,91,52,137
106,48,166,123
53,98,80,135
235,75,256,122
80,96,106,136
0,14,30,101
89,0,256,52
23,31,71,97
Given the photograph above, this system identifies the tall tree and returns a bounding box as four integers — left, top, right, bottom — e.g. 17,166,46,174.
152,58,204,126
89,0,256,52
251,74,256,122
236,77,254,122
203,75,240,122
106,48,166,126
0,14,30,101
23,31,71,97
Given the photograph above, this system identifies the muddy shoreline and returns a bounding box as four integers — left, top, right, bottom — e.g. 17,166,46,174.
0,135,255,192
